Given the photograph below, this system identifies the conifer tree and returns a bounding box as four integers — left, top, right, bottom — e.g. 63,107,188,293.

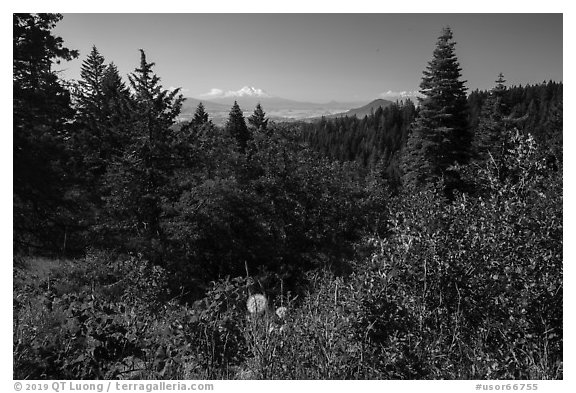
83,63,134,167
100,63,133,141
73,46,109,183
74,56,132,156
178,102,213,148
401,26,470,192
181,102,212,139
226,101,251,152
72,51,134,217
248,103,269,135
76,46,106,119
13,13,79,252
192,102,210,127
104,49,183,264
128,50,184,134
474,73,508,160
101,63,131,110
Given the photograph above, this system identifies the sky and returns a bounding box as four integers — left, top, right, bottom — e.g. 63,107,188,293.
51,13,562,103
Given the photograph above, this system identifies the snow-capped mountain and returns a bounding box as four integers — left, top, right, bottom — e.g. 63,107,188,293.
230,86,271,98
202,86,272,99
378,90,424,101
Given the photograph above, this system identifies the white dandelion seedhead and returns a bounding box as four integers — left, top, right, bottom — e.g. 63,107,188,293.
275,306,288,319
247,294,268,315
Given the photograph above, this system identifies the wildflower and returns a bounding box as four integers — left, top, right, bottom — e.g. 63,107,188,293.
275,306,288,319
237,368,257,380
246,294,267,315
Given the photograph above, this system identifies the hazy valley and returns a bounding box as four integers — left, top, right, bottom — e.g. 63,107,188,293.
179,88,374,124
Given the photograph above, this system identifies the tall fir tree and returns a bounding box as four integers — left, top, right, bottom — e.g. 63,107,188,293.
74,56,133,158
248,103,269,135
401,26,470,193
103,49,183,264
13,13,79,252
71,52,134,228
73,46,109,183
76,46,106,121
128,49,184,134
226,101,251,152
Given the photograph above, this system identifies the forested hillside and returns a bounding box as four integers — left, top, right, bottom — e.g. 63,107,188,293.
301,80,562,189
14,15,562,380
301,100,416,181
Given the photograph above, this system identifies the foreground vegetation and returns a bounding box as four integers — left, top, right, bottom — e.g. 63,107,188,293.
14,128,562,379
13,15,562,379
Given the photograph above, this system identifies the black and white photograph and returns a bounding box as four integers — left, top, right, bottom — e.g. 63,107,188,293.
12,6,565,386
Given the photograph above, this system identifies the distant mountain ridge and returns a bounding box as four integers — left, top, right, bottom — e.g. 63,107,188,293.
180,97,230,114
199,96,363,112
322,99,394,119
179,85,401,124
179,91,367,124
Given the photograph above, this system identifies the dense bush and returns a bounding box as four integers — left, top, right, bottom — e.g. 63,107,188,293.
162,124,370,299
347,131,562,379
14,252,162,379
